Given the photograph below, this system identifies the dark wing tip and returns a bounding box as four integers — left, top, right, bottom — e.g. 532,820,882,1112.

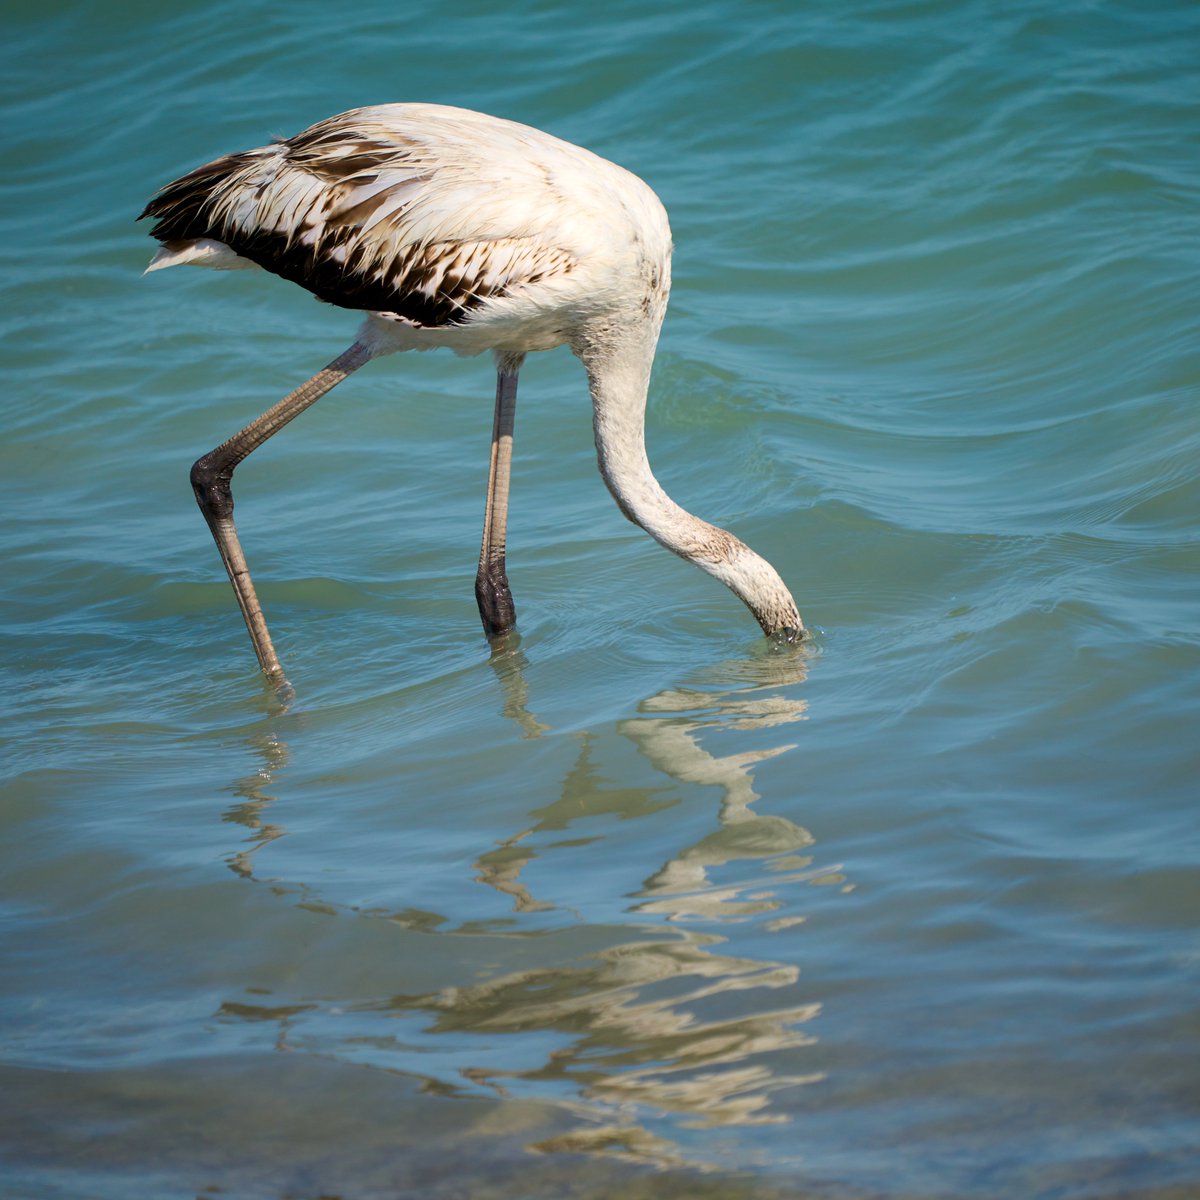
138,150,258,238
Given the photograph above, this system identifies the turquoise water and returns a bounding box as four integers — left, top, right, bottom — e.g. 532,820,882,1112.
3,1,1198,1197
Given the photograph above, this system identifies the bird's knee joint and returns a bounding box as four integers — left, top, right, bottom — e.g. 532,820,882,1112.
190,454,235,520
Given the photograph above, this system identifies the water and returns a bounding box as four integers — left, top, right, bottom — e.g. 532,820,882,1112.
2,1,1198,1197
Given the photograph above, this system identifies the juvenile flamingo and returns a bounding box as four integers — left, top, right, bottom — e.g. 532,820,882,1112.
140,103,803,683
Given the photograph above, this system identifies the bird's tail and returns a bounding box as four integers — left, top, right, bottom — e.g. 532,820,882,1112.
143,237,258,274
139,147,275,273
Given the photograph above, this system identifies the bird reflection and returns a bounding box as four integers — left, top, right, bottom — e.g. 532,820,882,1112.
392,927,822,1141
445,642,828,1160
219,640,833,1167
476,641,822,927
222,730,290,881
625,681,816,919
487,638,551,739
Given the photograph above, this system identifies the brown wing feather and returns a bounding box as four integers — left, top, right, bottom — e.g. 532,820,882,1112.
140,113,575,327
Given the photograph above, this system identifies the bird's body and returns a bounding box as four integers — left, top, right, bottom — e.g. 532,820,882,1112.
141,104,802,682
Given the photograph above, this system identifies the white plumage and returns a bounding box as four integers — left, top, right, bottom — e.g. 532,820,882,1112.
142,103,802,683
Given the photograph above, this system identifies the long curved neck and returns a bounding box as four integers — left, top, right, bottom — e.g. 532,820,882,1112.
577,328,803,638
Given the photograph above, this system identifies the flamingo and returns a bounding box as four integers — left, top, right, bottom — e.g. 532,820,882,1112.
140,103,803,683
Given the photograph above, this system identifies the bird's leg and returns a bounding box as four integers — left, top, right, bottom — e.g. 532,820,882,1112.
190,341,374,682
475,366,520,638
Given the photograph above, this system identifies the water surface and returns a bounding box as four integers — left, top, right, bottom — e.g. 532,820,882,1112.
2,1,1198,1197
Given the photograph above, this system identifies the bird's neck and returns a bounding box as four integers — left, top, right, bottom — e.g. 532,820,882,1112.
576,328,803,638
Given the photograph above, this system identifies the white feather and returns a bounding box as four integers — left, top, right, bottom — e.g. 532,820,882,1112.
143,238,258,273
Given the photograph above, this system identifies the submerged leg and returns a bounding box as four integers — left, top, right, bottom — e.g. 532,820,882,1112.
190,341,374,682
475,365,520,638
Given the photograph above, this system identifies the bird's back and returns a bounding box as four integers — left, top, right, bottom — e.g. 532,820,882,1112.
141,104,671,341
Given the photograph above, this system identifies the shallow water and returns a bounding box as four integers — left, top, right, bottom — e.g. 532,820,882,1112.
2,1,1198,1197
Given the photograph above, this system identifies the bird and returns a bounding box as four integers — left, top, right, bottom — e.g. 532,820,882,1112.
140,103,803,684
